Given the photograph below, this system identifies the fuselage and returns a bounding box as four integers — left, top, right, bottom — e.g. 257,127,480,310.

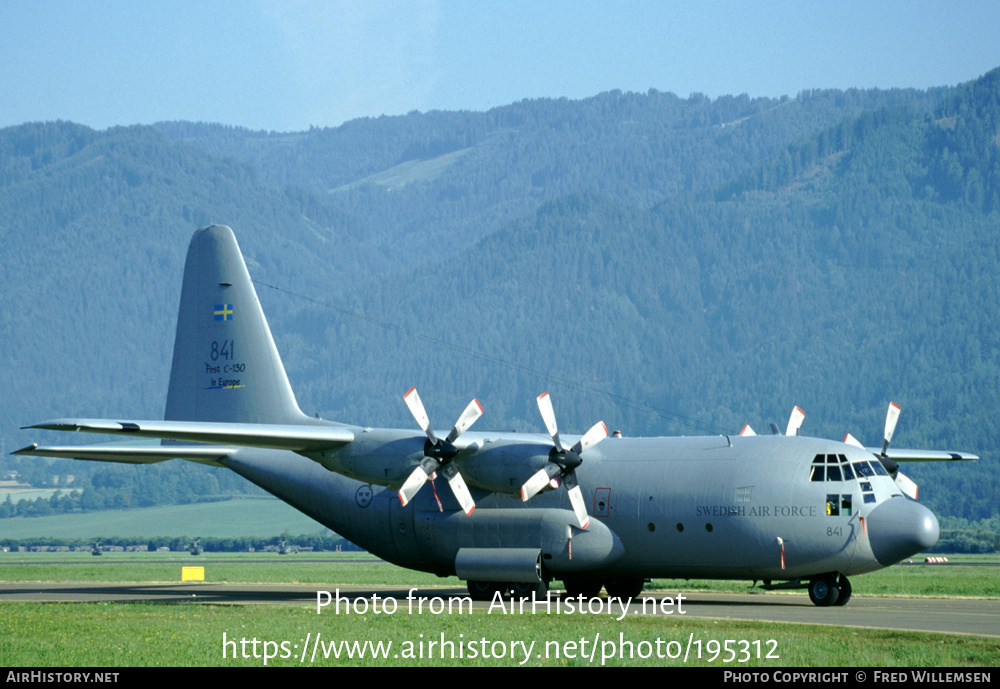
221,428,938,584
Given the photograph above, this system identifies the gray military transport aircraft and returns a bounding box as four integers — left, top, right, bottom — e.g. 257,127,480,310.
17,226,977,606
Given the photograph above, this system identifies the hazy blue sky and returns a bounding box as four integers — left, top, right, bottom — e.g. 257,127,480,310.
3,0,999,132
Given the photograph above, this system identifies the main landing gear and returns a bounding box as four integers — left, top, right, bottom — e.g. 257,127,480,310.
467,576,647,601
467,579,548,601
808,573,852,607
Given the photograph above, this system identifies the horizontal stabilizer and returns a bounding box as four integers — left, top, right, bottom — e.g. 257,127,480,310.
13,443,233,466
23,418,355,452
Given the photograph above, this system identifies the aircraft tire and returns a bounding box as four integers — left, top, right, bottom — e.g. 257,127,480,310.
808,574,841,607
833,576,852,606
467,580,505,601
604,577,644,600
511,580,548,599
562,576,603,599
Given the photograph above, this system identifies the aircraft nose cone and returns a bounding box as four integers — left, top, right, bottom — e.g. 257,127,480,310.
867,497,939,566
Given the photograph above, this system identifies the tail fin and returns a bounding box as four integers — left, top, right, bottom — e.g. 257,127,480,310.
164,225,310,425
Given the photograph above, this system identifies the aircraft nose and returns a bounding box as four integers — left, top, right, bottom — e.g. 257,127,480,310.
866,497,939,566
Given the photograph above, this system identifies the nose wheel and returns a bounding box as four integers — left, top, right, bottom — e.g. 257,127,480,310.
808,573,851,606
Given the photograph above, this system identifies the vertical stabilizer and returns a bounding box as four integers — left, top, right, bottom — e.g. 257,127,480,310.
164,225,309,425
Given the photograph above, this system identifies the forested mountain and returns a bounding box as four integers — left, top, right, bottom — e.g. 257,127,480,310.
1,71,996,523
155,86,946,270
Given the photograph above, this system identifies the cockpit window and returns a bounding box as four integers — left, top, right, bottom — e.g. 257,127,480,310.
811,455,887,490
810,455,824,481
853,461,875,478
826,494,853,517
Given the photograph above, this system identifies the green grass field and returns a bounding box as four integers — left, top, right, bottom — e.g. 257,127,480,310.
3,601,997,667
1,552,998,667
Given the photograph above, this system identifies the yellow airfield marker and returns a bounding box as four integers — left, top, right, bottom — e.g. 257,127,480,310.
181,566,205,582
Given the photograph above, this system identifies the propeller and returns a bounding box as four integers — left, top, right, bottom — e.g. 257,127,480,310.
844,402,918,499
741,406,801,437
520,392,607,530
397,387,482,515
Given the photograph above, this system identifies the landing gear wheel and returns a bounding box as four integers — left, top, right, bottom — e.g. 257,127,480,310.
467,580,504,601
833,576,852,606
511,580,548,599
604,577,644,599
562,576,603,598
808,574,841,607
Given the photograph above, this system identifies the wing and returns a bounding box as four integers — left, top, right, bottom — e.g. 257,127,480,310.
13,442,234,467
878,448,979,462
22,418,355,452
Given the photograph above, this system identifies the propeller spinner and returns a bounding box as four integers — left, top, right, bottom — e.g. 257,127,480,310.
520,392,607,530
398,388,482,515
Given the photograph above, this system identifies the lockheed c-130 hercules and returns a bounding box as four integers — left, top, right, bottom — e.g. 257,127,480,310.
17,225,977,606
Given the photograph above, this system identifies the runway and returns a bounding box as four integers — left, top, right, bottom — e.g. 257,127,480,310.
2,582,997,638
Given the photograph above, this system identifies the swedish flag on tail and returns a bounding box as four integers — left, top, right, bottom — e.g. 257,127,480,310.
213,304,234,321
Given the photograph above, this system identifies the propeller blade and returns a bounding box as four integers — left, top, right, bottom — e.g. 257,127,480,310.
398,456,439,507
404,387,437,444
882,402,900,456
571,420,608,455
785,407,805,436
440,462,476,515
843,433,864,448
536,392,564,450
564,472,590,529
521,463,561,501
446,398,483,444
740,424,756,437
894,471,918,500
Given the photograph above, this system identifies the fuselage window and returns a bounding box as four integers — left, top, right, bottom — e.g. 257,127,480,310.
860,479,876,505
